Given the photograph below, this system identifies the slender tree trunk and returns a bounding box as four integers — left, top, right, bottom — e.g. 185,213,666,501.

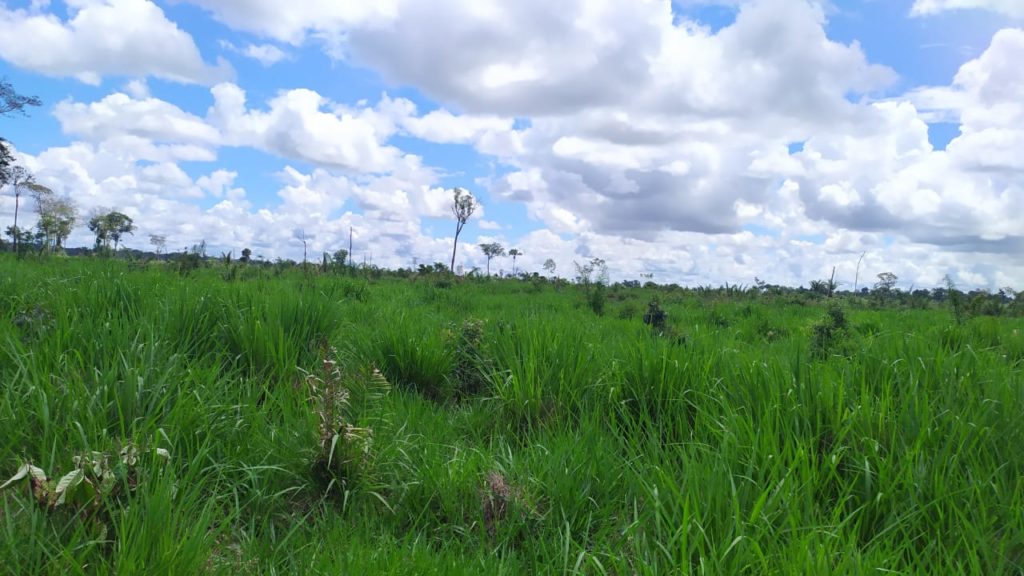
512,256,517,276
854,251,866,293
450,223,463,273
12,192,18,253
486,257,491,277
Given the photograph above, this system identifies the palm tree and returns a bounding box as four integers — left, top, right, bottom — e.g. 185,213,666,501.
508,248,522,276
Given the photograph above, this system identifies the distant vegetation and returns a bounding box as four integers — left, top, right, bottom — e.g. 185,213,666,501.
0,255,1022,573
4,76,1024,574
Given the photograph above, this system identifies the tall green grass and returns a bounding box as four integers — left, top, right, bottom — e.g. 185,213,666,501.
0,255,1021,574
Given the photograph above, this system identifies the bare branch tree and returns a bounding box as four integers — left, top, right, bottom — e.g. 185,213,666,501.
449,187,476,273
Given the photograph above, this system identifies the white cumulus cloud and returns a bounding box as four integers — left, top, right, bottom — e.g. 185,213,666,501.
0,0,231,84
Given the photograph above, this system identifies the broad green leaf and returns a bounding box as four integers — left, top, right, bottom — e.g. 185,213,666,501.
0,464,31,490
54,469,85,506
71,478,97,508
27,465,47,484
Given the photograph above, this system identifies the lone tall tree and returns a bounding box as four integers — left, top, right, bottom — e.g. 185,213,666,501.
449,187,476,273
543,258,556,277
149,234,167,255
479,242,505,277
508,248,522,276
293,228,310,264
6,166,33,253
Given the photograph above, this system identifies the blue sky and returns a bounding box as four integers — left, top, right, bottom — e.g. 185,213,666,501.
1,0,1022,288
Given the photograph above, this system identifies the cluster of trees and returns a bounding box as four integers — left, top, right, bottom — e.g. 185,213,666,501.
87,210,136,252
1,165,78,253
477,242,524,277
2,79,137,256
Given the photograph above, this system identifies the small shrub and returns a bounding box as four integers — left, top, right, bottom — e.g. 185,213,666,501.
754,316,786,342
528,276,545,294
341,280,369,302
810,302,851,359
175,253,203,277
642,299,667,333
479,471,538,542
945,275,968,325
303,347,391,494
588,283,607,316
970,294,1003,317
449,318,489,398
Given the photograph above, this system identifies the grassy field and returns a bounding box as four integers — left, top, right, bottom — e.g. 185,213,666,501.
1,255,1022,574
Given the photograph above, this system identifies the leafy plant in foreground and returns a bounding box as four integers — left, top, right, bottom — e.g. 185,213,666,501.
304,347,391,495
1,444,170,539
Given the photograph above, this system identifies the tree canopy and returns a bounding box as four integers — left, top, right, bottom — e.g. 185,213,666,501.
0,78,42,117
479,242,505,276
89,210,136,252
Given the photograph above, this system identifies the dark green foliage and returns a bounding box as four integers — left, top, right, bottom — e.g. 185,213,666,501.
174,242,205,276
946,275,968,325
587,282,606,316
642,298,667,332
810,302,852,359
449,318,488,398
